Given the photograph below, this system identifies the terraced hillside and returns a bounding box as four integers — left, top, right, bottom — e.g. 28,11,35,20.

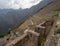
19,0,60,29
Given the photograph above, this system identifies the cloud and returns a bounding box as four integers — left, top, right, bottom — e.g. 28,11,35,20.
0,0,42,9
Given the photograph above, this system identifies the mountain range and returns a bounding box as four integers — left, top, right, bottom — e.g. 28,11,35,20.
0,0,53,35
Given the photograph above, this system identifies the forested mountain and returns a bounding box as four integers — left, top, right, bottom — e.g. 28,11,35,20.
0,0,53,35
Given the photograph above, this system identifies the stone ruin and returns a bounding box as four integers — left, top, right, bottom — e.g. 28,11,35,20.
13,20,54,46
0,19,54,46
44,11,60,46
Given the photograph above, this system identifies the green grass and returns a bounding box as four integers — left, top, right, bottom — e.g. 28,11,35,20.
19,14,55,29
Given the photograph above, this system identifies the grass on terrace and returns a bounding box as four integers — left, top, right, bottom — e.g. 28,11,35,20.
19,14,54,29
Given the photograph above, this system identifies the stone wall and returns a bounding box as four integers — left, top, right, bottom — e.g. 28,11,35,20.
14,35,29,46
4,20,54,46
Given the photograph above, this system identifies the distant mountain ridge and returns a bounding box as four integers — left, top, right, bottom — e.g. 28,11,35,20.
0,0,53,35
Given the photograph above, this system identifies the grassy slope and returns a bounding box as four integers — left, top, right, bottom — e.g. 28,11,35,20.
19,14,54,29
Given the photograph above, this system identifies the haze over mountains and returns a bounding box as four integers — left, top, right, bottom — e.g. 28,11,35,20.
0,0,42,9
0,0,53,35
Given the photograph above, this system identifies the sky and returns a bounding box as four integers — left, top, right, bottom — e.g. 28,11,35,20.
0,0,42,9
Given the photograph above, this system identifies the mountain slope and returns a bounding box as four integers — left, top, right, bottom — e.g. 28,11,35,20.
0,0,53,35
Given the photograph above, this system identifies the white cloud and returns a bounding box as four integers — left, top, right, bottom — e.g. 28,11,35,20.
0,0,42,9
